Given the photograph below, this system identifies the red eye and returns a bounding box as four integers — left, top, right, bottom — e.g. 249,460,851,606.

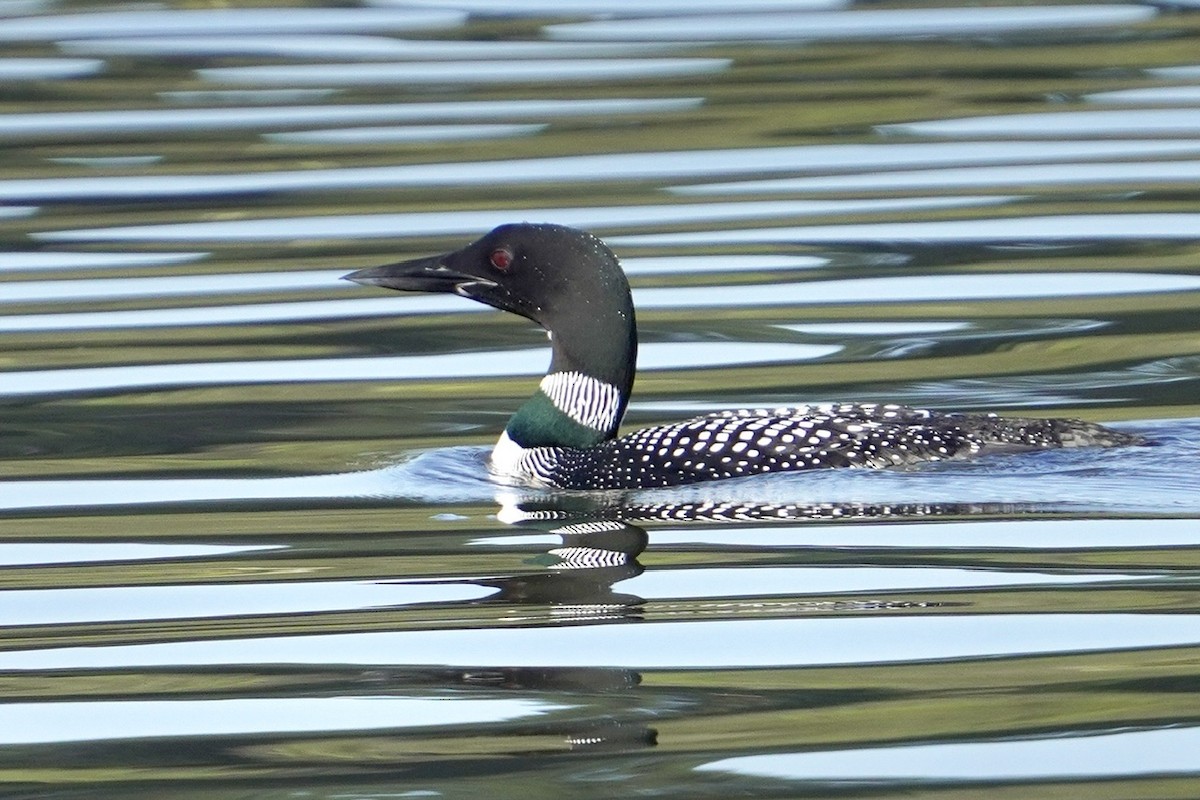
489,248,513,272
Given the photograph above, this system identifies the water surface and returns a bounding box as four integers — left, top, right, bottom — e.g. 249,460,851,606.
2,1,1199,797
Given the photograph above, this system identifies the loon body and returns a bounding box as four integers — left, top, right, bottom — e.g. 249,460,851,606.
345,223,1137,490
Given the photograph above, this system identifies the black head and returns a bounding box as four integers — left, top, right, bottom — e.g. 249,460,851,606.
344,223,631,331
345,223,637,388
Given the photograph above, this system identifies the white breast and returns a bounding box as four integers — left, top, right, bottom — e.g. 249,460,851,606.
489,431,555,487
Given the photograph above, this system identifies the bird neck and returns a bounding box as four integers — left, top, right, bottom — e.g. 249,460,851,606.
504,300,637,449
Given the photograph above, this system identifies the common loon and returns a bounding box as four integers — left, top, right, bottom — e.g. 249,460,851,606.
345,223,1139,490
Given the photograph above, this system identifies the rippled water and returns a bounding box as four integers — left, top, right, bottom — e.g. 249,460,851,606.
3,1,1200,796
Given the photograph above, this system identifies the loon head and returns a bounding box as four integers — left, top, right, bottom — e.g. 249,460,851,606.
346,223,638,449
345,222,631,340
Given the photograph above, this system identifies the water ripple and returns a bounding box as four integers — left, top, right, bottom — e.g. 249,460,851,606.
671,160,1200,194
1,614,1196,670
0,697,566,745
699,726,1200,782
33,197,1011,240
883,108,1200,137
199,58,732,86
0,342,842,398
60,34,692,60
546,6,1156,41
0,7,465,40
0,97,700,139
7,141,1198,194
613,214,1200,245
0,56,104,79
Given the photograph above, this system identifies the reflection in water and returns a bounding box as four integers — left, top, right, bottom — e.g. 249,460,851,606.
0,541,283,566
0,97,700,138
1087,86,1200,104
199,58,732,86
0,7,466,39
833,314,1098,345
1152,65,1200,79
47,154,163,168
623,564,1147,600
5,613,1200,671
890,356,1200,408
0,295,477,331
381,0,848,14
13,141,1200,194
0,341,839,397
2,580,495,626
546,5,1158,41
483,519,648,615
614,215,1200,244
266,122,547,144
782,321,972,335
699,726,1200,782
632,273,1200,304
160,87,338,105
0,696,569,745
884,108,1200,137
59,34,693,59
672,159,1200,194
1,270,350,303
0,57,104,79
546,517,1200,551
32,197,1006,235
624,254,827,274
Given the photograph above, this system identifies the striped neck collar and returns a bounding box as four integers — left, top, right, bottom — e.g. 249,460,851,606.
504,371,625,449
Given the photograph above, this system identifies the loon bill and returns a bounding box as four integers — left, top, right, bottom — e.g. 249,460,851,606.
344,222,1140,490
